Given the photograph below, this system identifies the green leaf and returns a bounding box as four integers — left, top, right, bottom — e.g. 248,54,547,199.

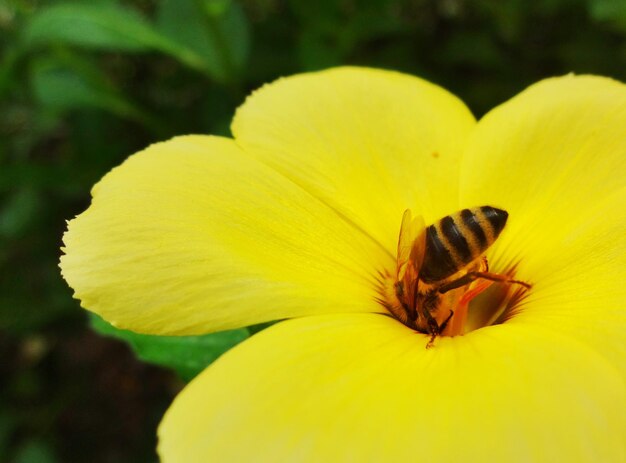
22,3,209,74
0,412,16,459
588,0,626,27
90,314,250,381
156,0,250,82
13,439,58,463
29,55,163,131
298,30,343,71
0,187,41,238
23,3,166,52
31,59,130,112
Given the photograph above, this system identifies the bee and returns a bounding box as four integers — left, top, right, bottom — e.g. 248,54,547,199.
383,206,530,347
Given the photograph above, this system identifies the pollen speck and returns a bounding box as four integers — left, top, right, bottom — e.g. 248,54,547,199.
431,151,440,158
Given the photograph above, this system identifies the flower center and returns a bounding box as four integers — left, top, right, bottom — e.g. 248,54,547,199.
376,208,531,345
377,262,530,339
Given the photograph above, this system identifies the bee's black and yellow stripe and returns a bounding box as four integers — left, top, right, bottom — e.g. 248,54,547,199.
419,206,508,283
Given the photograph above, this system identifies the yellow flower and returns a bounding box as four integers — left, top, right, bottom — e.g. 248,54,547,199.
60,67,626,462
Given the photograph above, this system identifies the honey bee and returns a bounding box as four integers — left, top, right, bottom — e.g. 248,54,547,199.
383,206,530,347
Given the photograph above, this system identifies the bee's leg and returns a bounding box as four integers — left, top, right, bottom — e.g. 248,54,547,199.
438,271,530,295
425,311,453,348
481,256,489,272
471,271,530,289
438,309,455,333
425,328,438,349
423,293,442,348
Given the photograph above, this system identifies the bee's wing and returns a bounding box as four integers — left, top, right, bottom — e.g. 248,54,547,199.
396,209,426,281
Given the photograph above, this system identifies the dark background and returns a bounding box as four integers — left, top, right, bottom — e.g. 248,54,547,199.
2,0,625,461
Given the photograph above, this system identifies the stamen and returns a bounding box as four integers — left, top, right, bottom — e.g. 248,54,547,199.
377,263,531,338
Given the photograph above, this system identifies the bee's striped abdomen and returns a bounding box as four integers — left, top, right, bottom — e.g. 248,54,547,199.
419,206,508,283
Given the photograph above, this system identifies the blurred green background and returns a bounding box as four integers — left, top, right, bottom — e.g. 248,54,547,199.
1,0,625,461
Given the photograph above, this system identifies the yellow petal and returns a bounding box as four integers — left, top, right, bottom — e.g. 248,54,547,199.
457,76,626,373
158,314,625,463
232,66,476,254
506,188,626,376
60,136,391,334
460,75,626,271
